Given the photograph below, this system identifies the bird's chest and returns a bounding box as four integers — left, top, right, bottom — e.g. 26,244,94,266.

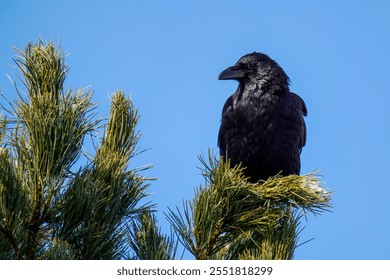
225,94,295,155
232,94,280,131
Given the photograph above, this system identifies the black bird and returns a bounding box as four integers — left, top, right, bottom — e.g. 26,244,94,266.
218,52,307,182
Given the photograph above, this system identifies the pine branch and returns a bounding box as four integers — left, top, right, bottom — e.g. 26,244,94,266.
168,151,332,260
59,91,151,259
0,147,27,259
126,210,179,260
4,41,99,259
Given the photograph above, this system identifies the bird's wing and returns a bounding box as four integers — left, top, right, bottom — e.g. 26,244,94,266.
218,95,234,156
291,92,307,152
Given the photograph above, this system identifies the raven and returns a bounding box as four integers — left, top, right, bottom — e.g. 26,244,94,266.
218,52,307,182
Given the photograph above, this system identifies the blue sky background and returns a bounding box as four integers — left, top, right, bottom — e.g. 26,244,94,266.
1,1,389,259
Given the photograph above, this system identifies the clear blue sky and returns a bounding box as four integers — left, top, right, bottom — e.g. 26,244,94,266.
1,1,389,259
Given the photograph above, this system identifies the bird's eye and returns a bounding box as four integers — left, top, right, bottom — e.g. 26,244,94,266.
247,63,256,70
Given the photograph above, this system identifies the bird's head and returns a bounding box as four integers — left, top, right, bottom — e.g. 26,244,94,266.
219,52,290,89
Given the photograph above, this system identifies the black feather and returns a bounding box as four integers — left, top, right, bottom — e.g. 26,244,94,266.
218,52,307,182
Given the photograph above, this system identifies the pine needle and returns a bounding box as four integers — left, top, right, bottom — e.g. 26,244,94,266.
168,151,332,260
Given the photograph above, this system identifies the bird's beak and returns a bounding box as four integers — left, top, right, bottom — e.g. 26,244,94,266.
218,65,246,80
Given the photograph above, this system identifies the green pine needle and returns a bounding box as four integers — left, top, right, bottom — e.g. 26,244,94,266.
0,41,152,260
168,151,332,260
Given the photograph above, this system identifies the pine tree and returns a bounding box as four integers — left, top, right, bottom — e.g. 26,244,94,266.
0,41,152,259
